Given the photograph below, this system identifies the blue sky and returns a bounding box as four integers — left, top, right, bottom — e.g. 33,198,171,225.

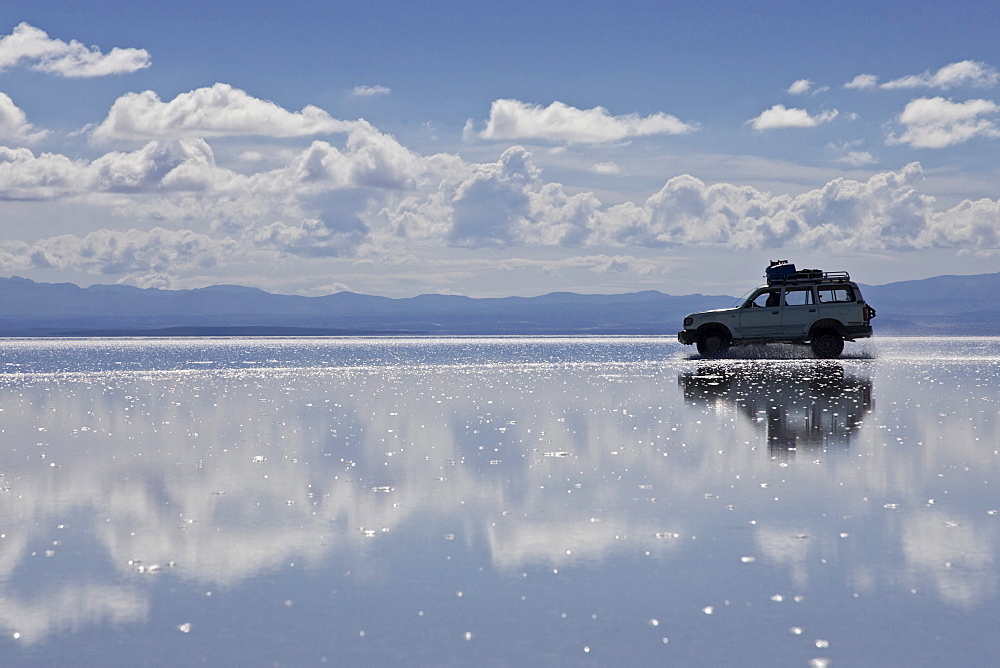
1,1,998,297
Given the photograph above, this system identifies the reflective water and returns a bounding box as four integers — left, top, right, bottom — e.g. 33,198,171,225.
0,337,997,666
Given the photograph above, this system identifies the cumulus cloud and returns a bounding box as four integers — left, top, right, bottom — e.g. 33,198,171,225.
788,79,813,95
0,22,150,77
920,197,1000,249
837,151,876,166
589,161,620,175
887,97,1000,148
881,60,999,90
238,151,265,163
92,83,366,141
4,132,1000,285
0,93,47,143
748,105,838,130
1,124,431,208
248,218,365,257
378,150,997,256
350,85,391,97
590,162,944,251
787,79,828,96
829,141,876,166
376,146,600,249
0,139,237,201
479,99,696,144
247,126,434,193
845,74,879,90
846,61,1000,92
8,227,239,276
0,146,82,199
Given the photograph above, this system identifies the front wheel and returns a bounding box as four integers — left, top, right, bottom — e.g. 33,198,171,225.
811,331,844,358
696,332,730,357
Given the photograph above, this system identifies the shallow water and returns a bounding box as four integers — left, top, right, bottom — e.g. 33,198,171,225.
0,336,996,666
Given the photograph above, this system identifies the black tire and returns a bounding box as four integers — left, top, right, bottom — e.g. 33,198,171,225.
811,331,844,358
696,332,729,357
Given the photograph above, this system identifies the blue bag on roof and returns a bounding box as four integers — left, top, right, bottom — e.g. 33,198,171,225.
765,260,796,282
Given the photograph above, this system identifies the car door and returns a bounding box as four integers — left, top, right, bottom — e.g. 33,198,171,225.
816,284,858,326
738,289,783,337
781,286,817,336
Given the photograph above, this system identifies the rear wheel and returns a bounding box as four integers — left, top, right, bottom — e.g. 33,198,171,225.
696,332,730,357
811,331,844,358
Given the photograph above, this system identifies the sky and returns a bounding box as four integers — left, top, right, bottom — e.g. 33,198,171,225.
0,0,999,298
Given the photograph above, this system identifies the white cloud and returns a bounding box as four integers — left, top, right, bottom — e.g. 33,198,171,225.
844,74,878,90
92,83,366,141
0,22,150,77
920,197,1000,249
787,79,828,96
90,138,231,192
375,146,599,249
845,74,879,90
479,99,696,144
255,127,428,193
828,141,875,166
589,161,620,175
847,61,1000,92
0,93,47,143
4,128,1000,286
350,85,391,97
248,218,365,257
591,162,942,251
837,151,876,166
881,60,999,90
0,146,82,199
15,227,239,275
788,79,813,95
238,151,265,162
0,138,244,201
379,152,992,256
887,97,1000,148
748,105,839,130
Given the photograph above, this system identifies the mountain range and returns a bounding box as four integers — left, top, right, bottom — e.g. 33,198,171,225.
0,272,997,337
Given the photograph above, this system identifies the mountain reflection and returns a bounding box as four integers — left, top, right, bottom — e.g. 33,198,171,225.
678,362,873,456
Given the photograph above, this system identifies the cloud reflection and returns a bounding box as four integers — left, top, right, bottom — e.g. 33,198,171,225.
0,339,996,644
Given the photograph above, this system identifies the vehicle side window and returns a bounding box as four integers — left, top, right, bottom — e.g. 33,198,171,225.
817,286,855,303
783,288,814,306
748,290,780,308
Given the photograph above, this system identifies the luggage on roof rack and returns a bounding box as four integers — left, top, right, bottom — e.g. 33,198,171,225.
768,269,852,285
765,261,853,284
765,260,796,282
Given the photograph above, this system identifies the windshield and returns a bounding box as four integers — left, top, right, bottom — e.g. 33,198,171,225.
732,288,756,308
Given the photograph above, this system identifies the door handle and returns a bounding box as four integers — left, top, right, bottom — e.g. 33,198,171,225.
771,311,779,314
809,308,816,312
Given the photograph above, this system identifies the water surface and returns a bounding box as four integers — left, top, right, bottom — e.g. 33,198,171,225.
0,337,996,666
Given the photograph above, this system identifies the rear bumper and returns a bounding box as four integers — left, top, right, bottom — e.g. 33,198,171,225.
677,330,697,345
844,325,873,340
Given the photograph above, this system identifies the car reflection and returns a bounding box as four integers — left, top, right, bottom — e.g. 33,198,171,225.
678,362,873,456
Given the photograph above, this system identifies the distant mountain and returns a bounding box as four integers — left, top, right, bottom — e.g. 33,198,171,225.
0,276,733,336
860,272,1000,334
0,272,997,336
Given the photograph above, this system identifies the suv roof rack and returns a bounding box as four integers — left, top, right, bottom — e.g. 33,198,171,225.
768,270,852,285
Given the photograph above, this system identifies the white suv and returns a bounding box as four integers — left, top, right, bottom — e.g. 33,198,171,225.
677,266,876,358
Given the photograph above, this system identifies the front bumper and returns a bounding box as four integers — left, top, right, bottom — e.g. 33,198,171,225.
677,330,696,345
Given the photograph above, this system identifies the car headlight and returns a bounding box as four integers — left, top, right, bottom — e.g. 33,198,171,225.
683,317,693,327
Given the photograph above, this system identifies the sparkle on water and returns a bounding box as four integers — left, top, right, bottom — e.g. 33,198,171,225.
0,336,997,665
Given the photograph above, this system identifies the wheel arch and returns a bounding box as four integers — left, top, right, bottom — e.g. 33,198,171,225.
808,319,846,339
696,322,733,342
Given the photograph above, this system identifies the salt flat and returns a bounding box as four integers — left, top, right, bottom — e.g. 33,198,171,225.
0,336,996,665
